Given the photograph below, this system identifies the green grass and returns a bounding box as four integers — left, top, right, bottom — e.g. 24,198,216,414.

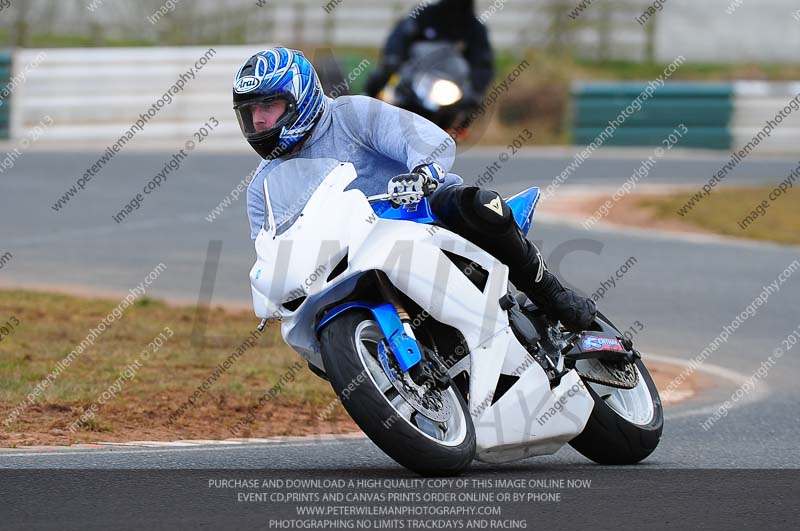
638,185,800,245
23,33,156,48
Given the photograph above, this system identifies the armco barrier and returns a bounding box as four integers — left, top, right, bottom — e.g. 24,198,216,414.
0,50,11,139
571,81,800,153
571,82,734,150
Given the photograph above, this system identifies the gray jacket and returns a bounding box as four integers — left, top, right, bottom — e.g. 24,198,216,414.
246,95,461,239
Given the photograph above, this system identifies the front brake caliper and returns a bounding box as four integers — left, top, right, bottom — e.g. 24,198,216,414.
409,346,451,391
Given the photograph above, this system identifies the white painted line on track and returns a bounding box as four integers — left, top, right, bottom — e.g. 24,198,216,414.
99,440,216,447
0,433,368,457
646,353,769,420
0,438,369,459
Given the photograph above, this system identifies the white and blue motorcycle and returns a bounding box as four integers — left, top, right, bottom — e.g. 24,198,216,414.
250,158,663,476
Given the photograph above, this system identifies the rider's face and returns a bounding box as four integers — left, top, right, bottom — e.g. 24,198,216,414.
252,100,287,132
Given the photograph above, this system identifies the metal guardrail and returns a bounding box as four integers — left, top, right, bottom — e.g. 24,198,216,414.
571,82,734,149
0,50,11,139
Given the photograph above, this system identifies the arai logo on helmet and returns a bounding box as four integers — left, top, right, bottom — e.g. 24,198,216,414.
234,76,261,94
235,55,270,94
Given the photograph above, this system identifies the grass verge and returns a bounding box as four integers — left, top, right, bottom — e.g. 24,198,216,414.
0,290,356,447
637,186,800,245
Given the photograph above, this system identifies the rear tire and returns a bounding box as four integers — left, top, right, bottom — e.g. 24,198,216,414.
320,310,475,476
569,312,663,464
569,358,663,464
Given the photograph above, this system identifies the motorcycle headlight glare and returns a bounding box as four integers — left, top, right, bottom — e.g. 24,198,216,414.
429,79,462,107
413,74,463,111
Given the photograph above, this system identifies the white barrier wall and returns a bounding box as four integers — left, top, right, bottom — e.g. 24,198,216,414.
13,45,260,147
731,82,800,153
655,0,800,64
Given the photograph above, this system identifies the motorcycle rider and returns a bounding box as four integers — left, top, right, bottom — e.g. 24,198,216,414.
237,47,595,332
364,0,493,109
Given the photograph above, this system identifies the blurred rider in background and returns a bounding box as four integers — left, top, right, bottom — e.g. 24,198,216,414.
365,0,494,110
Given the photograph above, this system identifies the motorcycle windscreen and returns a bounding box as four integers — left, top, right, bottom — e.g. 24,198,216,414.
263,158,344,235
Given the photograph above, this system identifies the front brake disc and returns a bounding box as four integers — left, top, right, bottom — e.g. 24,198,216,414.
377,341,453,422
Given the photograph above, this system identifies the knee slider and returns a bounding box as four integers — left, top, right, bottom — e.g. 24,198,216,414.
470,188,513,228
430,185,514,236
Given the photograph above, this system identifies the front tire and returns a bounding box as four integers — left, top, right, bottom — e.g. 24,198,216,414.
319,310,476,476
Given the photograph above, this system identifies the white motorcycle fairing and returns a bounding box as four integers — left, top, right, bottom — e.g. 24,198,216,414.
249,160,593,463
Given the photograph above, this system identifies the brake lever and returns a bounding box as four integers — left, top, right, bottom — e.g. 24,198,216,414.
366,190,425,205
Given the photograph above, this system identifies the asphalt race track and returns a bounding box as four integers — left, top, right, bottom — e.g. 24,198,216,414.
1,149,799,527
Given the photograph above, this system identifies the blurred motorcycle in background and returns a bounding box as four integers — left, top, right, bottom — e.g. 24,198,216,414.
377,42,478,139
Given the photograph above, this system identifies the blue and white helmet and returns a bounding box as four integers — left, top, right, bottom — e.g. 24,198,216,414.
233,47,326,159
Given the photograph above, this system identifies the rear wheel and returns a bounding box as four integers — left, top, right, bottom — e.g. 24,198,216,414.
569,315,663,464
319,310,475,476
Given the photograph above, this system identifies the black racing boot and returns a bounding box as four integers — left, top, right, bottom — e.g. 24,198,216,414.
524,269,597,332
429,185,597,332
510,241,597,333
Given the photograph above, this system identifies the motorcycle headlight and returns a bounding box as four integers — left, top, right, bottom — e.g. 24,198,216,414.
429,79,462,107
413,74,463,111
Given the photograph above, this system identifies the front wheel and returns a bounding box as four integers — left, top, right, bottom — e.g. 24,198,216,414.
319,310,476,476
569,315,663,464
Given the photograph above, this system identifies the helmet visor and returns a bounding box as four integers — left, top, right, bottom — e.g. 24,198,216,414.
234,96,296,140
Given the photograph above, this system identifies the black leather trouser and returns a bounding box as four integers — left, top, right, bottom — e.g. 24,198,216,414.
429,184,598,333
428,184,542,289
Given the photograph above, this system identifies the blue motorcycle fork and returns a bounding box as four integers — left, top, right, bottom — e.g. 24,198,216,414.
316,301,422,371
316,275,422,372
